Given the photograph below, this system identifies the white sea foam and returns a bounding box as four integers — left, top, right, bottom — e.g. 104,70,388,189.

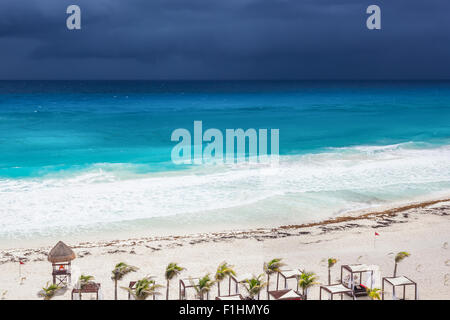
0,143,449,238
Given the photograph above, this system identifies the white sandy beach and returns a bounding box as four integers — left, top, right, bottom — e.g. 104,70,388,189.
0,199,449,300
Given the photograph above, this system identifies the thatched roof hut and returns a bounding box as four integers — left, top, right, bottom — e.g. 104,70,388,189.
48,241,76,263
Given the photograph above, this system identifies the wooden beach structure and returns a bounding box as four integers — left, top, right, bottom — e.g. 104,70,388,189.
47,241,76,287
268,289,303,300
179,277,210,300
229,273,253,296
341,264,376,297
276,269,302,291
319,284,355,300
382,276,417,300
71,282,101,300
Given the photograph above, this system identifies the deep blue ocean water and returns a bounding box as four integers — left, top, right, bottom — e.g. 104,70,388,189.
0,81,449,239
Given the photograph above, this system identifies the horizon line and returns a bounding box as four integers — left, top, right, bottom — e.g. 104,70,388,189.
1,79,450,82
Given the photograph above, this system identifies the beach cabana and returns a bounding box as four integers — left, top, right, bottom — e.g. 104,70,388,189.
71,282,101,300
229,273,253,295
341,264,377,297
215,294,244,300
179,277,210,300
47,241,76,286
276,269,301,291
382,276,417,300
268,289,302,300
319,284,355,300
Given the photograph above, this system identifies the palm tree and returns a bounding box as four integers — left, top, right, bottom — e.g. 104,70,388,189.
192,274,215,300
165,262,185,300
243,274,267,300
393,251,410,277
122,276,163,300
327,258,337,285
298,271,318,300
79,274,94,287
263,258,285,299
111,262,138,300
78,274,94,300
39,282,61,300
215,262,236,297
366,288,382,300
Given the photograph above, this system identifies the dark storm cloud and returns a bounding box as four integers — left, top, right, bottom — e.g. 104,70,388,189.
0,0,449,79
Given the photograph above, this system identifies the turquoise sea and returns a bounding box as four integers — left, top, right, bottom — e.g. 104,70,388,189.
0,81,449,240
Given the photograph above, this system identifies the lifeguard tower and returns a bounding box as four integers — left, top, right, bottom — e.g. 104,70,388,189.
47,241,76,287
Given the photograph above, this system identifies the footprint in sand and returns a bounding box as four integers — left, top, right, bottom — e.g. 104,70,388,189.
1,291,7,299
444,274,450,286
415,264,423,272
443,242,448,250
445,259,450,267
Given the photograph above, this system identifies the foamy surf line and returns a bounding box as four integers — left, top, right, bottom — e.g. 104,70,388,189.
1,195,449,251
0,142,449,239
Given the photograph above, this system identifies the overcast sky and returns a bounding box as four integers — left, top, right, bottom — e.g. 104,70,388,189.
0,0,449,80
